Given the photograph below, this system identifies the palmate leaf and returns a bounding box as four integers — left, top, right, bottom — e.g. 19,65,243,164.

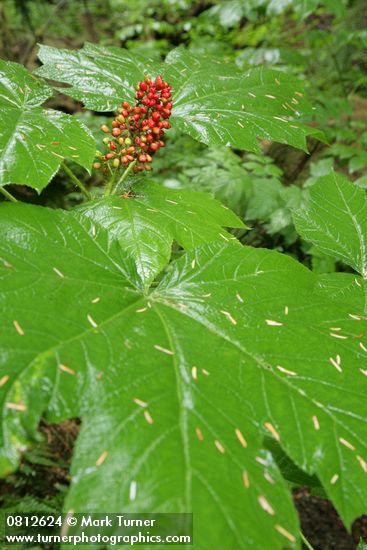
76,181,245,289
0,60,95,192
36,43,152,111
162,48,324,152
1,204,367,549
293,173,367,277
36,44,323,153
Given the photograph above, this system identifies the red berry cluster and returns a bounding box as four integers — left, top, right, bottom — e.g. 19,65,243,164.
93,75,172,174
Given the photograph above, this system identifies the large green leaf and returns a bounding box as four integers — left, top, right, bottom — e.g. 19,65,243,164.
163,48,323,152
1,203,367,549
76,182,244,289
36,44,323,153
293,173,367,277
36,43,152,111
0,59,95,192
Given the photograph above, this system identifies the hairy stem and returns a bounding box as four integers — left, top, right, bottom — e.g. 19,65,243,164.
0,187,18,203
61,162,91,200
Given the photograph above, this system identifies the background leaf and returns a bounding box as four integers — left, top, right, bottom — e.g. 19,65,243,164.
163,47,324,152
293,173,367,277
37,43,154,111
36,44,324,153
0,59,95,192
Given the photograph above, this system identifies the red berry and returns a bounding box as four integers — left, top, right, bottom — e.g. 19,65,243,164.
155,75,163,88
98,75,172,174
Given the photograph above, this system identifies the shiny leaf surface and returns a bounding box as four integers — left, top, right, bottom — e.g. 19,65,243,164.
36,44,323,153
76,181,244,288
294,173,367,277
0,60,95,191
0,203,366,549
37,43,153,111
163,48,323,152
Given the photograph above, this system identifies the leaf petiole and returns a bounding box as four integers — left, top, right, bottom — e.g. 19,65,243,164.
104,167,118,197
300,532,315,550
61,162,91,201
0,187,18,203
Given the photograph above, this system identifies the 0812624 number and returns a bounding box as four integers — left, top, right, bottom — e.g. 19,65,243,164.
6,515,63,528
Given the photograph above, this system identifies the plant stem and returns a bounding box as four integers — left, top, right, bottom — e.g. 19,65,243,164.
104,168,118,197
61,162,91,200
300,532,314,550
0,187,18,203
110,160,137,195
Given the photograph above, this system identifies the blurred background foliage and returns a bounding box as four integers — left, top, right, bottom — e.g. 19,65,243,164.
1,0,366,269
